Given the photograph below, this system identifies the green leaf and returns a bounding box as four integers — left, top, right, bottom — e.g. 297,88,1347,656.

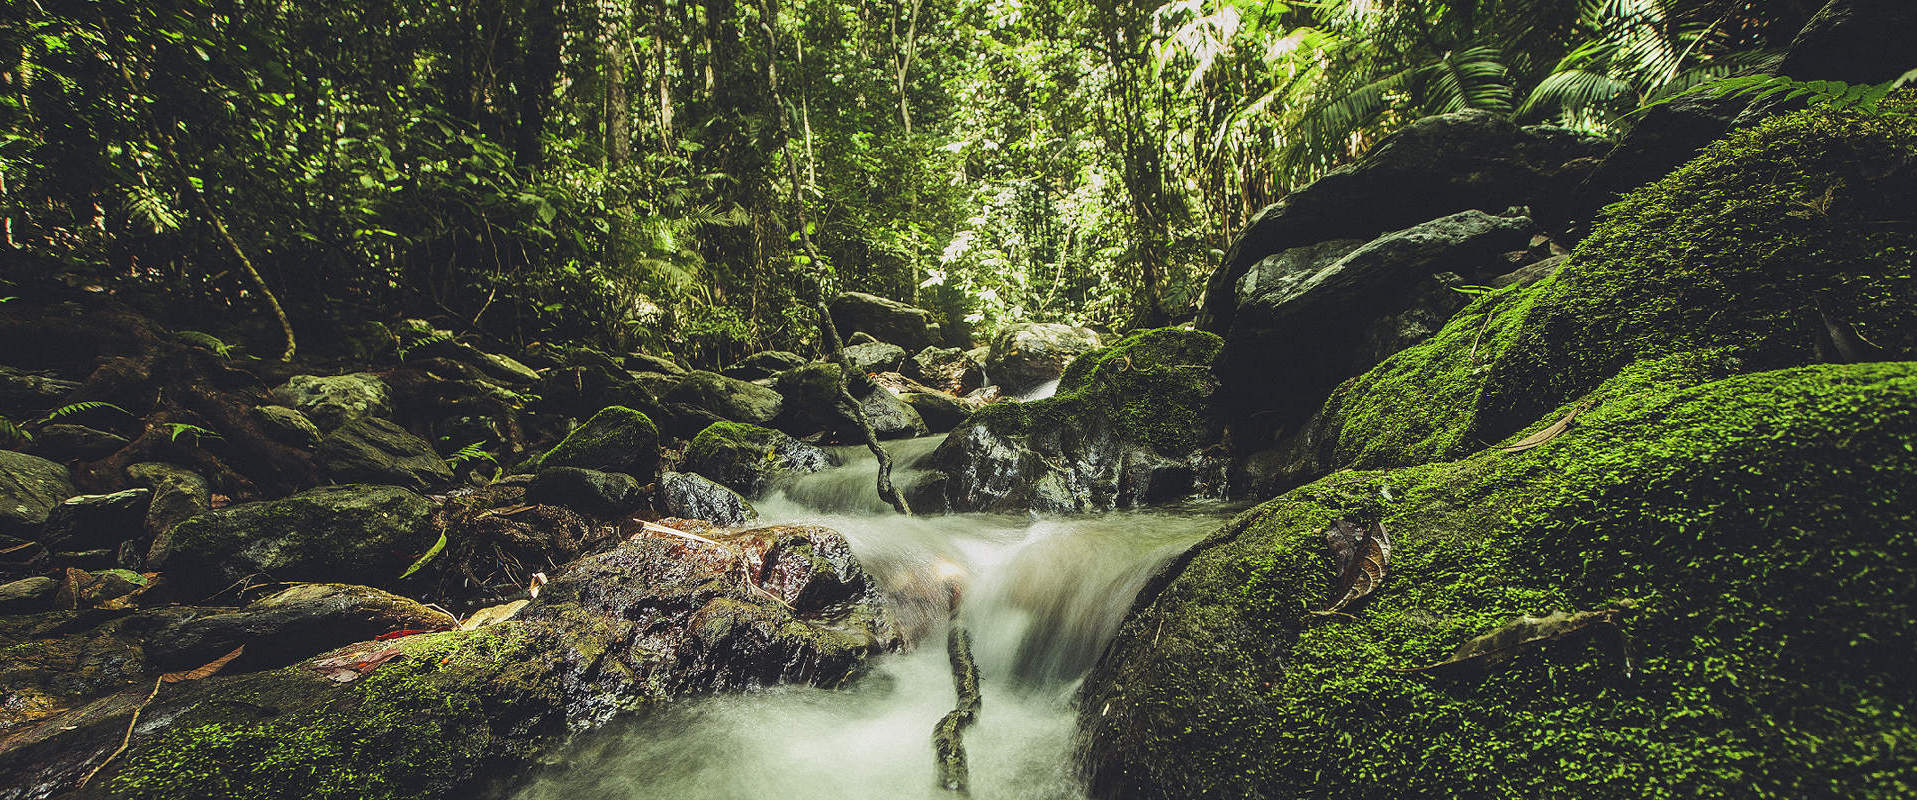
399,531,448,579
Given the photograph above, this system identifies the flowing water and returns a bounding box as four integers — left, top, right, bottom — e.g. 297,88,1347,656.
510,436,1230,800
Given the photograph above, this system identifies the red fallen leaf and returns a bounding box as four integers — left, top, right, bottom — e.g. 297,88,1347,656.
309,645,407,683
162,646,244,683
374,626,449,641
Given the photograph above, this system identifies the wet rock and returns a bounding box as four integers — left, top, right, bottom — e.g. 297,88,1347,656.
901,391,966,433
1197,110,1607,334
1219,210,1538,442
663,370,784,426
903,346,987,395
986,322,1102,396
534,362,667,424
271,373,394,431
847,331,881,346
316,416,455,491
685,422,836,497
657,471,756,526
124,462,210,565
722,350,808,381
149,583,454,674
0,524,897,800
453,346,540,386
531,405,660,479
39,489,150,553
50,567,148,609
251,404,324,449
157,484,438,596
842,341,908,375
0,365,78,417
934,329,1222,513
830,292,939,352
772,363,927,441
527,466,644,517
25,424,127,461
0,450,75,540
0,575,55,614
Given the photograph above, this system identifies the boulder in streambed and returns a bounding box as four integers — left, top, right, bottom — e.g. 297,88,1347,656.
270,372,394,431
928,328,1223,513
656,471,755,526
901,391,967,434
985,322,1102,397
663,370,784,426
529,405,660,479
842,341,908,375
722,350,808,381
684,421,836,497
772,362,928,441
0,450,75,541
903,346,986,395
315,416,456,491
830,291,939,352
154,483,438,596
0,522,899,800
526,466,644,518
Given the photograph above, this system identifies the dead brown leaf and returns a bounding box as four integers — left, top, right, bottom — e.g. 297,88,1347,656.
1311,520,1392,617
1497,399,1593,453
1398,608,1633,677
161,646,244,683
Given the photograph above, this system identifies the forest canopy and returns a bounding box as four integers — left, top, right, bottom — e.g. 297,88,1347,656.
0,0,1814,363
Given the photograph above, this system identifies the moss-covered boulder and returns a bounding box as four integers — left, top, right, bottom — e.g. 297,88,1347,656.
721,350,807,381
771,362,928,441
1079,362,1917,799
270,373,394,431
530,405,659,479
1280,102,1917,482
155,484,437,596
0,450,75,541
684,421,836,497
663,370,784,426
0,523,897,800
315,417,455,491
929,328,1223,513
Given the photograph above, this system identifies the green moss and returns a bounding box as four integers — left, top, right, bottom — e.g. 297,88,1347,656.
1313,101,1917,470
1084,362,1917,798
107,625,568,800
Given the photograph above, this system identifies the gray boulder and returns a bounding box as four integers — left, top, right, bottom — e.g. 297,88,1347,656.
829,292,938,352
903,346,986,395
148,583,454,673
842,342,908,375
271,373,393,431
722,351,808,381
532,405,659,479
685,422,837,497
126,462,211,565
252,405,323,449
157,484,438,595
772,363,927,441
900,392,966,434
657,471,756,526
986,322,1102,396
40,489,151,553
664,370,784,425
527,466,644,517
316,417,455,491
0,450,75,540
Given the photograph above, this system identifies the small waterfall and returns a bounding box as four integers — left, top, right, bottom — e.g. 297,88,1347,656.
1011,378,1062,402
510,435,1230,800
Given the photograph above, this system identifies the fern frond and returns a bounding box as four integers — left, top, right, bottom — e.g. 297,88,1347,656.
164,422,221,442
444,441,498,467
397,330,456,360
1637,74,1902,118
177,330,236,358
38,401,132,424
0,416,31,447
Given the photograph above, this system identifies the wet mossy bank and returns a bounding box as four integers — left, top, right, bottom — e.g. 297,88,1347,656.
1076,102,1917,799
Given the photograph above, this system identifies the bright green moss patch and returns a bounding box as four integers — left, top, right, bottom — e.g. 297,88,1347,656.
532,405,659,476
1081,362,1917,799
982,327,1224,457
1309,101,1917,471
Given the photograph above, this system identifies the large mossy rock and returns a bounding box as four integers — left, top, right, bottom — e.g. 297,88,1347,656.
829,291,938,352
1276,102,1917,483
929,328,1222,513
156,484,438,595
1,524,897,800
315,417,455,491
663,370,784,426
684,422,836,497
530,405,660,479
270,373,394,431
1079,362,1917,799
656,471,755,527
771,362,928,441
0,450,76,540
1197,110,1607,334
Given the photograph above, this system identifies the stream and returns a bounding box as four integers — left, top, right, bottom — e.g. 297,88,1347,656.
508,435,1231,800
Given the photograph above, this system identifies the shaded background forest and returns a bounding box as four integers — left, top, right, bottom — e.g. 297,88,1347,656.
0,0,1815,364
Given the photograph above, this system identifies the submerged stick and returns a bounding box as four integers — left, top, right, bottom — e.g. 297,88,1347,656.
934,591,980,792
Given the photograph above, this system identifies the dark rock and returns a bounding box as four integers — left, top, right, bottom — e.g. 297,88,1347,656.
149,583,455,674
903,346,987,395
830,292,939,352
0,365,78,417
39,489,150,553
0,523,896,799
722,350,808,381
527,467,644,517
316,416,455,491
625,351,687,376
685,422,837,496
842,341,908,375
535,362,667,423
25,424,127,461
656,471,755,526
251,404,323,449
663,370,784,425
1197,110,1607,333
847,331,881,346
772,362,927,441
901,392,966,433
0,575,55,613
448,345,540,386
125,462,210,565
0,450,75,540
933,329,1223,513
985,322,1102,396
532,405,660,479
270,373,394,431
156,484,438,596
1219,210,1538,442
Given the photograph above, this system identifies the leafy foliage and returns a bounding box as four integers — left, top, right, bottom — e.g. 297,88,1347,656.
38,402,134,425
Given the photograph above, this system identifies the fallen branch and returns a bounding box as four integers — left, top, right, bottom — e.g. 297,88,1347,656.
933,589,979,792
